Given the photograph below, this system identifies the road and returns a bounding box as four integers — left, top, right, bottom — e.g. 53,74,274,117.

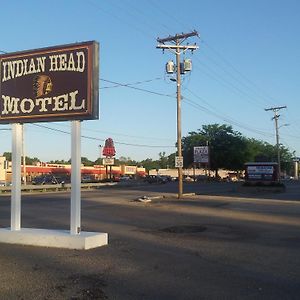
0,181,299,299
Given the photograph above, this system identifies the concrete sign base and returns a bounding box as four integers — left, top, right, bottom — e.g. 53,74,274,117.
0,228,108,250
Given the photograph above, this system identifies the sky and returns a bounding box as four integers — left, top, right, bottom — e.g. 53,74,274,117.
0,0,299,163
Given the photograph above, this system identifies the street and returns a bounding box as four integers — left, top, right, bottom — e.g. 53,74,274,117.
0,181,300,299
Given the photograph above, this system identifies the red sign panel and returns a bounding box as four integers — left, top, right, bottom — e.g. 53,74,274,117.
102,138,116,157
0,41,99,123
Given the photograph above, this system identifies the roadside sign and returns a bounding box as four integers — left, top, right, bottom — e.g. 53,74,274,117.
103,158,114,165
194,146,209,163
175,156,183,168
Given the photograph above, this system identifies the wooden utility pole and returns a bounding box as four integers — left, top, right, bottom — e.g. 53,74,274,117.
157,31,198,198
265,106,287,180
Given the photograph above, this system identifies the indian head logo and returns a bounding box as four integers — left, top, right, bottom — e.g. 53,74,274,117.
33,75,53,98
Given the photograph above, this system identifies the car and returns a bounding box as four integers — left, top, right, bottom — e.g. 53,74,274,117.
145,175,167,184
81,175,95,183
120,175,131,181
32,174,60,185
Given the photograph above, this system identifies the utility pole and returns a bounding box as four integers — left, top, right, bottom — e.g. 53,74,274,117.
157,31,199,198
265,106,287,180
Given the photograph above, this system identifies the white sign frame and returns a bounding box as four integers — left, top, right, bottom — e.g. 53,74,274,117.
175,156,184,168
194,146,209,163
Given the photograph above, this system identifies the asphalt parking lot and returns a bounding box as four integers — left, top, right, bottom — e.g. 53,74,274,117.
0,181,300,299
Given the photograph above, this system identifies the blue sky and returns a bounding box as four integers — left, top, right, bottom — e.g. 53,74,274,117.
0,0,299,162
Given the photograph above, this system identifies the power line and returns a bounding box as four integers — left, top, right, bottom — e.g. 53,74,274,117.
102,78,274,139
182,96,273,138
193,57,267,110
30,124,176,149
86,0,155,40
43,121,175,142
201,40,279,106
100,78,174,98
100,77,163,89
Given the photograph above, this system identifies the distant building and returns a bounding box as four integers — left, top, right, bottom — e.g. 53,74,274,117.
0,159,146,183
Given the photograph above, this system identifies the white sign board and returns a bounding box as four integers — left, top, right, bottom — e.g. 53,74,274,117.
103,158,114,165
247,165,274,174
194,146,209,163
175,156,183,168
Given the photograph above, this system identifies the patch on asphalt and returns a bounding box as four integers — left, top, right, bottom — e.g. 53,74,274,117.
159,224,258,241
160,225,207,233
67,273,107,299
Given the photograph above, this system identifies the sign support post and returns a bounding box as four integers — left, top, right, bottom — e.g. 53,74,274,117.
71,120,81,235
11,123,22,231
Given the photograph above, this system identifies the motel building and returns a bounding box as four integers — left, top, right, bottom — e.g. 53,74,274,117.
0,156,146,184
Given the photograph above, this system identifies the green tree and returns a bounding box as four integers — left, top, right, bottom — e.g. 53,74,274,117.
182,124,249,176
245,138,294,174
139,158,160,171
115,156,138,165
167,153,176,169
26,156,40,165
48,159,70,164
158,152,168,169
2,152,40,165
81,156,94,166
2,152,12,161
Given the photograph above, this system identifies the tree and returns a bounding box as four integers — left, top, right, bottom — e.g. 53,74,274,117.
182,124,249,176
48,159,70,164
2,152,12,161
81,156,94,166
245,138,294,174
115,157,138,165
139,158,160,171
158,152,168,169
2,152,40,165
167,153,176,169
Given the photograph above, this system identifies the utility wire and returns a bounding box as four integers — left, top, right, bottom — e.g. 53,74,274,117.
51,122,174,142
101,78,275,139
100,77,163,89
30,124,176,149
201,40,279,106
100,78,174,98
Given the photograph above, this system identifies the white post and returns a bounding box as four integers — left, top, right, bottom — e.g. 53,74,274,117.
22,124,26,185
11,123,22,231
71,121,81,235
295,160,299,180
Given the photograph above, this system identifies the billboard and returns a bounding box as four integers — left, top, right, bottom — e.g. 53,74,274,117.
194,146,209,163
245,163,278,182
0,41,99,123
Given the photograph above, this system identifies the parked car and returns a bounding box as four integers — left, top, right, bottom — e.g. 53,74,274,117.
81,175,97,183
120,175,131,181
145,175,167,184
32,174,60,185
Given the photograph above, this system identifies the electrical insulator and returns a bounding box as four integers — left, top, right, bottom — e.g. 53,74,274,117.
166,60,175,74
184,59,192,72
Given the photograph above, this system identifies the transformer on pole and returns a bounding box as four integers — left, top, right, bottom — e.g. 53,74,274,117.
156,31,199,198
